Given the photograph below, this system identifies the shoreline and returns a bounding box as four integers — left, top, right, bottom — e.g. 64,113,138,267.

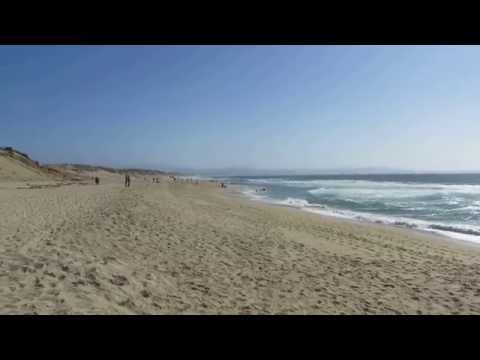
223,183,480,250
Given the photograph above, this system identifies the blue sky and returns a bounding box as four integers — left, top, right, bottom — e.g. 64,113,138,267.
1,45,479,171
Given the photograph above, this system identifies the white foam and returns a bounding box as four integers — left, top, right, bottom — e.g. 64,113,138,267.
274,197,311,208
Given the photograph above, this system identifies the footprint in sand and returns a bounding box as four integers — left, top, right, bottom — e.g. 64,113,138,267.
110,275,129,286
140,289,151,298
118,298,135,308
34,277,44,288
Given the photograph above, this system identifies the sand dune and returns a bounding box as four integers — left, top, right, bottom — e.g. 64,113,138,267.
1,175,480,314
0,149,53,182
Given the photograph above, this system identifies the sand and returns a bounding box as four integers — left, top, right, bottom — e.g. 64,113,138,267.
1,176,480,314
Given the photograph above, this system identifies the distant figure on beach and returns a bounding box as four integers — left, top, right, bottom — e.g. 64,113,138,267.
95,177,99,185
125,174,130,188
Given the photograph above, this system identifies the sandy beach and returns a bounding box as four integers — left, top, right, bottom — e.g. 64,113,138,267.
1,172,480,314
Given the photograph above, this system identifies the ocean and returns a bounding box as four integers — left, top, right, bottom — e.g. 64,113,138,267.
214,174,480,244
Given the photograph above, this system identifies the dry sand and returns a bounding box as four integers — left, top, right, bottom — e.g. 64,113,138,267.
1,176,480,314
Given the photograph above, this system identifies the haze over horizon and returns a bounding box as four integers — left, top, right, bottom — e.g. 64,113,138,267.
2,45,479,173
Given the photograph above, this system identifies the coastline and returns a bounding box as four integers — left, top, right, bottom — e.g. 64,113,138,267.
224,183,480,249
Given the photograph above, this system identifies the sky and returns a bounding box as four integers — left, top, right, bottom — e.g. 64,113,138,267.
1,45,479,172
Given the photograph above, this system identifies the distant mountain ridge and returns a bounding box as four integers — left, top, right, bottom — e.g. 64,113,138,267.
174,166,480,177
51,163,173,176
175,166,416,177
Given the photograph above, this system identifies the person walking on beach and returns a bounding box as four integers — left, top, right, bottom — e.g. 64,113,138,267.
125,174,130,188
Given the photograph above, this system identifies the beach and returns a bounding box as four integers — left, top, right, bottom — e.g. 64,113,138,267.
1,175,480,314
